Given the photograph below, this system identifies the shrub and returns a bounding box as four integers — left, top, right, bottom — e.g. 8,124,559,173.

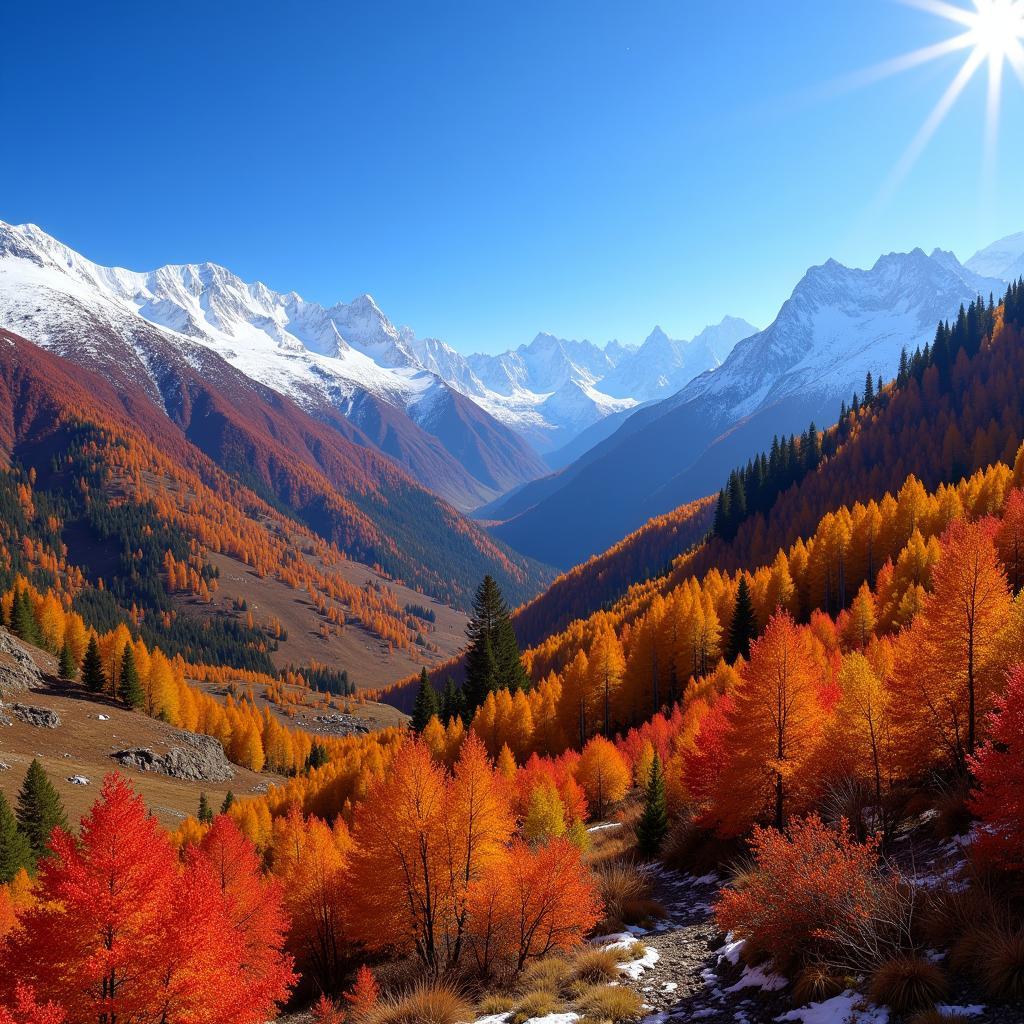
476,993,516,1015
574,983,643,1022
570,946,622,984
518,955,569,994
868,956,948,1013
511,988,560,1023
981,926,1024,1000
791,964,845,1006
716,814,898,973
363,980,473,1024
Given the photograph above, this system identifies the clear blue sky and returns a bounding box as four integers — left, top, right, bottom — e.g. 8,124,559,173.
2,0,1023,353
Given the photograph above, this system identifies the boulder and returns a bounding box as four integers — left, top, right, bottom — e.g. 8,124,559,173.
10,703,60,728
112,730,234,782
0,628,43,696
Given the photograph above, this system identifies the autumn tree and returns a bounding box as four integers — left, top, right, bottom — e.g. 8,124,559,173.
343,966,379,1022
0,984,66,1024
714,612,827,834
15,761,67,867
574,736,629,819
968,664,1024,870
466,838,601,976
890,518,1011,774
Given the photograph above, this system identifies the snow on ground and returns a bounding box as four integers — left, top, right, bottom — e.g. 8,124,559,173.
775,991,889,1024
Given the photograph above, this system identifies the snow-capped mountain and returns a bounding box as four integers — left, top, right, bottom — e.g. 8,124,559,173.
0,221,550,511
0,221,753,498
966,230,1024,283
489,245,1008,568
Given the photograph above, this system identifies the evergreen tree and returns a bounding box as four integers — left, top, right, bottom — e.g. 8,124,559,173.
58,640,77,680
118,644,144,708
440,676,466,724
635,753,669,858
410,668,440,733
197,792,214,825
221,790,235,814
80,634,106,694
16,759,68,865
0,789,33,883
726,576,757,663
463,576,528,711
863,371,874,404
306,744,329,772
10,588,39,645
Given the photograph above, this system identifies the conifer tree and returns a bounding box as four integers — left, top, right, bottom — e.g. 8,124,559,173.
305,743,329,772
80,634,106,694
16,759,67,865
463,576,529,713
118,644,143,709
726,576,757,663
410,668,440,733
221,790,235,814
441,676,466,724
58,640,77,680
10,588,39,646
636,753,668,858
198,792,214,825
0,789,33,883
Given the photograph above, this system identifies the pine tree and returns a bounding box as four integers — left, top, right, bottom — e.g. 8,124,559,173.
16,759,68,865
198,792,214,825
58,640,77,680
221,790,235,814
410,668,440,733
726,576,757,663
80,634,106,694
10,588,39,646
0,789,33,883
635,753,668,858
464,575,526,711
306,743,328,771
441,676,466,724
118,644,143,708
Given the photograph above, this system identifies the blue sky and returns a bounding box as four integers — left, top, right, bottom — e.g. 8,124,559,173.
2,0,1023,353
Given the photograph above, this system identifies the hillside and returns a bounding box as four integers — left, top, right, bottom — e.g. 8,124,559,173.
488,245,1009,567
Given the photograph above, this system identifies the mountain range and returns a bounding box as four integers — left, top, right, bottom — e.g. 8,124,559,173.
487,240,1019,567
0,221,754,512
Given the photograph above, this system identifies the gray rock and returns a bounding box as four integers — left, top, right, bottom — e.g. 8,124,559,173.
10,703,60,728
112,729,234,782
0,628,43,696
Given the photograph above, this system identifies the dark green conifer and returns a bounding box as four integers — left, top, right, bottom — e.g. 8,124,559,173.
441,676,466,724
0,790,33,883
726,576,757,663
410,667,440,733
80,634,106,694
10,588,39,646
221,790,235,814
463,576,527,711
58,640,77,680
16,759,67,865
636,754,669,858
198,792,214,825
118,644,144,709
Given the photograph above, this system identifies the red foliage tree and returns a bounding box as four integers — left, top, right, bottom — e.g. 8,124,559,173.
0,985,65,1024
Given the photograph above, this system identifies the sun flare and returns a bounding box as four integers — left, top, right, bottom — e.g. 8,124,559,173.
860,0,1024,195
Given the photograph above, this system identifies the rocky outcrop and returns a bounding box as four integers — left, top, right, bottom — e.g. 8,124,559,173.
112,730,234,782
0,628,43,696
10,703,61,728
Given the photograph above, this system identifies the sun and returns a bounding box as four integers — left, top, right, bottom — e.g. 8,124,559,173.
968,0,1024,61
853,0,1024,196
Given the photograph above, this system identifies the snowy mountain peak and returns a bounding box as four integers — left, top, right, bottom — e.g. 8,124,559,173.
966,230,1024,283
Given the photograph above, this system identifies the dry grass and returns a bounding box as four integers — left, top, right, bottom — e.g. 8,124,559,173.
510,988,560,1023
574,983,643,1022
868,956,948,1014
791,964,845,1006
596,863,665,930
981,925,1024,1001
364,980,473,1024
476,992,516,1015
570,947,623,984
918,885,998,949
519,954,570,994
930,784,973,840
907,1012,962,1024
